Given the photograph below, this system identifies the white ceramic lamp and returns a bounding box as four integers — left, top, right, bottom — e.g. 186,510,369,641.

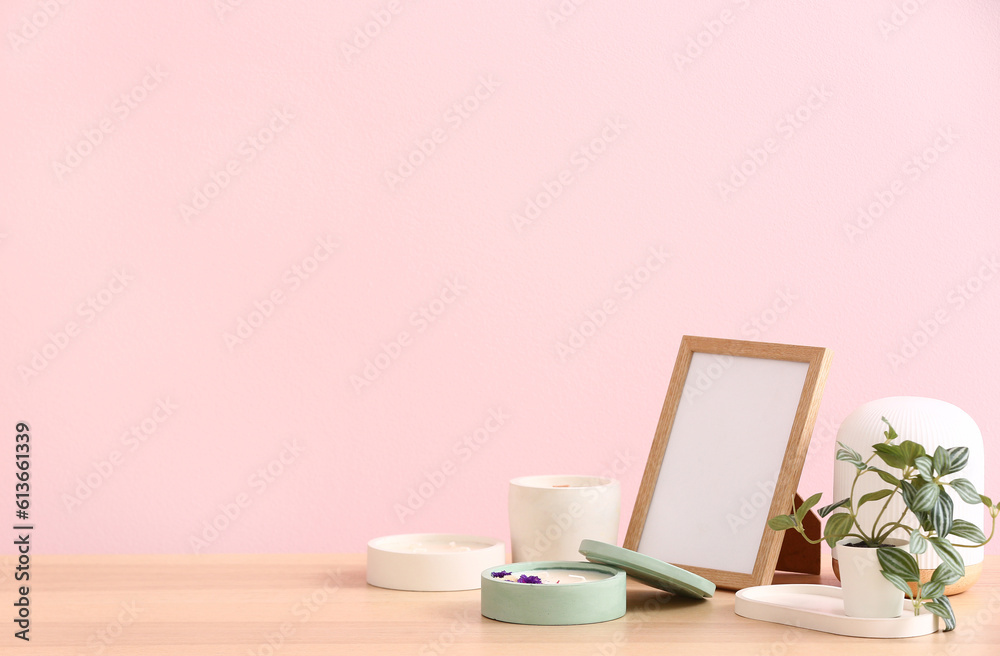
832,397,985,594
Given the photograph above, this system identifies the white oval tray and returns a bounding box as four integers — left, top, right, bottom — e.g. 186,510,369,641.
735,584,939,638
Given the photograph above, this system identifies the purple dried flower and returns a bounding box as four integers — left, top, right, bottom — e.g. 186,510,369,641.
491,570,512,578
517,574,543,584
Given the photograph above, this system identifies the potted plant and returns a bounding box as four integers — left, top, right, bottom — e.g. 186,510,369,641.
768,417,998,630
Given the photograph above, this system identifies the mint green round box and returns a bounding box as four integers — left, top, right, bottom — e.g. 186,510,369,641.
480,561,626,625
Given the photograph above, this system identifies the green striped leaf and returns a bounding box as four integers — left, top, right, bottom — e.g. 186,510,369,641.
909,530,928,555
948,519,986,544
929,537,965,577
817,498,850,518
925,597,956,632
950,478,981,505
911,483,941,512
881,571,914,597
931,561,962,585
881,417,898,441
877,546,920,582
948,446,969,473
933,446,952,477
931,492,954,538
914,456,934,481
920,581,945,600
835,443,865,469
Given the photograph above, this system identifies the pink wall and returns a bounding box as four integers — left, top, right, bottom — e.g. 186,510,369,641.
2,1,998,555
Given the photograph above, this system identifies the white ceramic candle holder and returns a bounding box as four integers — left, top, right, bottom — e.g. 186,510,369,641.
509,475,620,562
366,533,505,591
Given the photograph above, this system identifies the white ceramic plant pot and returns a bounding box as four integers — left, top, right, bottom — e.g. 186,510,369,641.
509,475,620,562
837,538,907,618
833,397,985,594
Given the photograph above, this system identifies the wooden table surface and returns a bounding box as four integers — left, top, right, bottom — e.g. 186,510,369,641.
3,554,999,655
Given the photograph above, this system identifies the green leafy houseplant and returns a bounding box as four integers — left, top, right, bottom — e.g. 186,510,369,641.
768,417,999,630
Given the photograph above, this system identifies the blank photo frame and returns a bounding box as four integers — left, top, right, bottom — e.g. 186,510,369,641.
624,336,832,590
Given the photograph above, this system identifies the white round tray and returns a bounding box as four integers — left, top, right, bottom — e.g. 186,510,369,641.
735,584,939,638
367,533,505,591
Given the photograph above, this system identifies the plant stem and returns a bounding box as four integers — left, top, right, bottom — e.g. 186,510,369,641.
795,529,869,546
870,487,900,541
875,503,915,544
847,453,881,543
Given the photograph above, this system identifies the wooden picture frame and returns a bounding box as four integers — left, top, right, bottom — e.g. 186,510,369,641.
624,336,832,590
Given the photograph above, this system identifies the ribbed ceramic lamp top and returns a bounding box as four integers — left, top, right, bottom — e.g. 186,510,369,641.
832,397,985,568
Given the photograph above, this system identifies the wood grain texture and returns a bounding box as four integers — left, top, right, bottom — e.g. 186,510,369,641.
624,336,832,590
2,554,998,655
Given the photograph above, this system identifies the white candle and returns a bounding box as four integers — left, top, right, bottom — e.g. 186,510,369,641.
387,539,491,554
495,569,612,584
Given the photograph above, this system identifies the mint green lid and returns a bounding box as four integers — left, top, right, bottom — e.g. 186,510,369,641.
579,539,715,599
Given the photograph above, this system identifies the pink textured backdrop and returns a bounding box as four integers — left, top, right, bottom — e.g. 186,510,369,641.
2,1,998,555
